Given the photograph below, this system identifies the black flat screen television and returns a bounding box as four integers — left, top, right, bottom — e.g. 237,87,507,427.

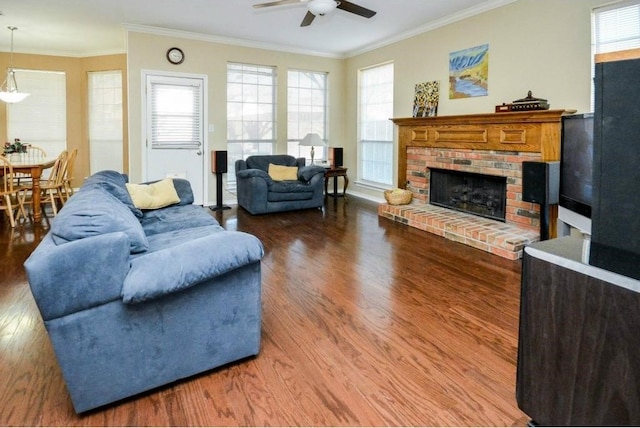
559,113,594,220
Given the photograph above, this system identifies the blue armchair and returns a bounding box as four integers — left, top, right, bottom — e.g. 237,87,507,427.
235,155,326,214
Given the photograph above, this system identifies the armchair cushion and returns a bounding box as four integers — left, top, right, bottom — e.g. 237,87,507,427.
268,164,298,181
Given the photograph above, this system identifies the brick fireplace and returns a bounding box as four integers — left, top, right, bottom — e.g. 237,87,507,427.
379,110,573,259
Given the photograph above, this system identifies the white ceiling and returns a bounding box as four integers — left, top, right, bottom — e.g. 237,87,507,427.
0,0,516,58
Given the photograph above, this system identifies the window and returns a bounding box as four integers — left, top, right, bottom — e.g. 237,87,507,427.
227,63,276,181
7,69,66,157
148,76,203,149
592,1,640,107
88,70,123,174
287,69,328,162
358,62,394,187
593,1,640,53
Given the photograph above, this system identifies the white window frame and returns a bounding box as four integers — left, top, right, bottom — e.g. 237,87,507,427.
287,69,328,163
357,62,394,188
227,62,276,184
591,0,640,109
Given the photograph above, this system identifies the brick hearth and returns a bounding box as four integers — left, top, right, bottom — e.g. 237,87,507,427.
378,202,539,260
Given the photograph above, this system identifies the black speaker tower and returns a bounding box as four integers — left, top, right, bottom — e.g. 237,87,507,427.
209,150,231,211
522,161,559,241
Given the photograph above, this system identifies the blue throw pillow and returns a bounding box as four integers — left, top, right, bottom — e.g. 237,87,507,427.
51,187,149,253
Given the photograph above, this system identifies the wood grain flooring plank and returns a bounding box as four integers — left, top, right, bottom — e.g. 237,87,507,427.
0,197,527,426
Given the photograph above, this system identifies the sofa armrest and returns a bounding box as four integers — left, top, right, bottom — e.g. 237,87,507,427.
24,232,131,321
122,231,264,304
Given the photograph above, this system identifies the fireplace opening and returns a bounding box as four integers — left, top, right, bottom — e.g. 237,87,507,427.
429,168,507,221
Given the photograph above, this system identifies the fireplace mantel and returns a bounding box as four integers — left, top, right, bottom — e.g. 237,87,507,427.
392,109,575,188
385,109,577,255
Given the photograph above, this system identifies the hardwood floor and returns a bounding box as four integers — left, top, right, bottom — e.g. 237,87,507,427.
0,196,529,426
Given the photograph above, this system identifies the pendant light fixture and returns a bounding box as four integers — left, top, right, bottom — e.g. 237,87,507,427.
0,26,29,103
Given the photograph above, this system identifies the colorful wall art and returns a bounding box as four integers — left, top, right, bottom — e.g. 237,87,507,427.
449,44,489,99
413,81,440,117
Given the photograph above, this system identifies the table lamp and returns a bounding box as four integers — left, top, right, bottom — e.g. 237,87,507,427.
299,133,325,164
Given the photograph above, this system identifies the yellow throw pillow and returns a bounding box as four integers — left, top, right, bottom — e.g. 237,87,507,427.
268,163,298,181
126,177,181,210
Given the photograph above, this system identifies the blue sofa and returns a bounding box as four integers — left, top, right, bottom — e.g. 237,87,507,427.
24,170,264,413
235,154,326,214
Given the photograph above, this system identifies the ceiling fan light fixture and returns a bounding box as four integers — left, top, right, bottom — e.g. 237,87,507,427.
308,0,338,16
0,27,29,104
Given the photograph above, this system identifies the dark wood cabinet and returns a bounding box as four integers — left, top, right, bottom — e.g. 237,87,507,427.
517,237,640,425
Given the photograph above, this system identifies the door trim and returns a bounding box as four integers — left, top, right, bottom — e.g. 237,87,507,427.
141,69,208,205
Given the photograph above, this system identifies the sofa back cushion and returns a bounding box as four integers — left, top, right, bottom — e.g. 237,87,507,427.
82,170,144,218
51,187,149,253
246,155,298,172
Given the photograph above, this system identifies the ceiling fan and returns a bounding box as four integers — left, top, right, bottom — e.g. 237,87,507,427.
253,0,376,27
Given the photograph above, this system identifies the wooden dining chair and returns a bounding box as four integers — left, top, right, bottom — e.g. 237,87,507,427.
0,156,27,227
15,145,47,186
22,150,68,218
39,150,69,216
61,148,77,200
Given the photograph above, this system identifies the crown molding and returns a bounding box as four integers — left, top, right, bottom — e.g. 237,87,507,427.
123,23,343,59
344,0,520,58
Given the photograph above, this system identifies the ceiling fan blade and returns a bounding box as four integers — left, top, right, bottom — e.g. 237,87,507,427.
301,10,316,26
253,0,302,9
336,0,376,18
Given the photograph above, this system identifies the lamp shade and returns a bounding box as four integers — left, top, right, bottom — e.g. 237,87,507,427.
308,0,337,16
0,69,29,103
299,133,324,146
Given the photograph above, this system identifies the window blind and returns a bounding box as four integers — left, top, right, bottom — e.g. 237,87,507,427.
7,69,67,157
150,80,202,149
287,69,328,160
89,70,123,173
594,0,640,54
358,62,394,186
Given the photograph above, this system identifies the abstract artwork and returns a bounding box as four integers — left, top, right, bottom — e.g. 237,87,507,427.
449,44,489,99
413,80,440,117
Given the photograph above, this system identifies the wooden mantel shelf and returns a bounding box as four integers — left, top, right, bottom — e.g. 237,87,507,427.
391,109,576,188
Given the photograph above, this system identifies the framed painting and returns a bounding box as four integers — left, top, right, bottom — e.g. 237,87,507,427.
449,44,489,99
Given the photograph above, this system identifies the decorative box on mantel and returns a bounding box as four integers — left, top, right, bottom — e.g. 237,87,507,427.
381,110,576,259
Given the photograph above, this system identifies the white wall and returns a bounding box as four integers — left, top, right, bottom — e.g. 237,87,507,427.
345,0,609,199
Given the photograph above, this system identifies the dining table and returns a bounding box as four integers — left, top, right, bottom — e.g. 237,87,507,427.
11,156,57,222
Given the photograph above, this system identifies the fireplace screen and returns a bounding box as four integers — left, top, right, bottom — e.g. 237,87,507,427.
429,168,507,221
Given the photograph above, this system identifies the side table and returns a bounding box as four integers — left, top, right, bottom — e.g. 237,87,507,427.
324,167,348,197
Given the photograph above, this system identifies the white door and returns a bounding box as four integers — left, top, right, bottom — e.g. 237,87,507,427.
144,73,206,204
